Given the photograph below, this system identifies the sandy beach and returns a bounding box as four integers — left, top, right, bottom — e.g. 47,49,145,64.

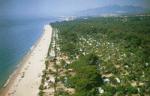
1,24,52,96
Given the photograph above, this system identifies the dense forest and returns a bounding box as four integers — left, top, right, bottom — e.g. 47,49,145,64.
51,16,150,96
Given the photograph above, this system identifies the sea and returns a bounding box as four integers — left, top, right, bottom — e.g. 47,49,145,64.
0,17,59,88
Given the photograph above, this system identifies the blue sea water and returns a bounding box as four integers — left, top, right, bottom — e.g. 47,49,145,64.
0,17,58,88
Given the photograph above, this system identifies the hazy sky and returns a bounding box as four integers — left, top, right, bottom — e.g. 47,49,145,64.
0,0,149,17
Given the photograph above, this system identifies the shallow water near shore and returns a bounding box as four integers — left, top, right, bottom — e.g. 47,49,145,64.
0,17,58,88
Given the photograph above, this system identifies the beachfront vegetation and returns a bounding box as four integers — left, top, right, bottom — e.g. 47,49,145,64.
68,53,104,96
51,16,150,96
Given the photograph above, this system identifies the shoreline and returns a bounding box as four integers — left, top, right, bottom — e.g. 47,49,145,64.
0,29,44,93
0,24,53,96
3,27,44,88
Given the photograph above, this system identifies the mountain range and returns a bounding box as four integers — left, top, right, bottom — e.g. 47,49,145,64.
76,5,149,17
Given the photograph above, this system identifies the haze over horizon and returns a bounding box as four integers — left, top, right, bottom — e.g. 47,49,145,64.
0,0,150,18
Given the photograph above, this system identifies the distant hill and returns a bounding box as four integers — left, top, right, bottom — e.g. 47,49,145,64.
76,5,148,17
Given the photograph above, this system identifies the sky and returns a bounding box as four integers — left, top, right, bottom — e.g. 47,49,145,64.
0,0,149,18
